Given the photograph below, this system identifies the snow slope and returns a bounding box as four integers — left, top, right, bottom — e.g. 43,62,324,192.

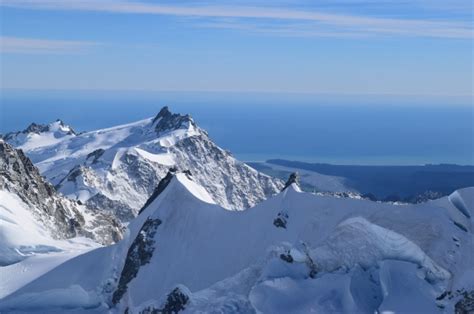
2,107,283,221
2,173,472,313
0,189,101,299
0,139,123,299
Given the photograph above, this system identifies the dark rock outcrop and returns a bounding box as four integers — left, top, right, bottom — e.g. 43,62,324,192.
139,286,190,314
280,252,294,263
159,287,190,314
282,172,300,191
138,168,177,215
86,148,105,164
455,290,474,314
24,122,50,134
152,106,196,136
273,211,288,229
112,218,162,304
0,140,80,238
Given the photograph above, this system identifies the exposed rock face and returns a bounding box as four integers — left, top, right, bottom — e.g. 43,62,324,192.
159,287,190,314
152,106,196,136
282,172,300,191
138,168,177,215
86,148,105,164
138,286,190,314
273,211,288,229
112,218,162,304
280,252,294,263
170,134,282,210
24,122,51,134
455,290,474,314
0,140,122,244
87,193,136,223
0,140,79,238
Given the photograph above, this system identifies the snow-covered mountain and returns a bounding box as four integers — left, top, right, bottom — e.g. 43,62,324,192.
0,140,122,267
2,172,472,313
2,107,283,221
1,119,77,151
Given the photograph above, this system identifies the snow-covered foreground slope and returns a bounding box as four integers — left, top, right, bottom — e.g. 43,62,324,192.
0,189,97,267
1,172,472,313
2,107,283,221
0,140,123,298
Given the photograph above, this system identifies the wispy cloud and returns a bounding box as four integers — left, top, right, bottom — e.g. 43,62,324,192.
1,0,472,39
0,36,98,54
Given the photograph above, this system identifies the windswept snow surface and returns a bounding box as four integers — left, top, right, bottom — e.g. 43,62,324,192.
1,175,472,313
3,108,283,221
0,190,100,299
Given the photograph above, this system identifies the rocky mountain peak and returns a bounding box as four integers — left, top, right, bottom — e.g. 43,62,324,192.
282,172,300,191
152,106,196,136
153,106,172,120
48,119,77,135
24,122,50,134
1,119,76,143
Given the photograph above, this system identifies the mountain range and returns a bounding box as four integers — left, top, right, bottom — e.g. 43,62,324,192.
0,107,472,313
2,107,283,222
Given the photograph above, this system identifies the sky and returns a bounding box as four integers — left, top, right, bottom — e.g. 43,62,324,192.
0,0,473,97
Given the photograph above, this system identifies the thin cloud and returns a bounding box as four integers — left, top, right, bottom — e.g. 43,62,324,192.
197,19,372,39
0,36,98,54
1,0,472,39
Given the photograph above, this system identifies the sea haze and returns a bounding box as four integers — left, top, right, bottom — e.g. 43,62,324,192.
1,90,472,165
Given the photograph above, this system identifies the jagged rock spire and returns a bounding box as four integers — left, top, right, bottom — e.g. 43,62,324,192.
24,122,50,134
282,172,300,191
152,106,196,135
152,106,172,124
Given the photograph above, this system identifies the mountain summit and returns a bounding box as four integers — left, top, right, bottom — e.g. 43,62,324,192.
152,106,196,136
3,107,283,221
1,119,77,153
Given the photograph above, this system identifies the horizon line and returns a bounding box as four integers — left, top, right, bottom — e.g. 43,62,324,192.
1,87,473,99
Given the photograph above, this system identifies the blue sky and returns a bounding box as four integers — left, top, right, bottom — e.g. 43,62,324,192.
0,0,472,97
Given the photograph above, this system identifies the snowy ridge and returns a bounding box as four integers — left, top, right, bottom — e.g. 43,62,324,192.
1,173,472,313
1,120,77,151
3,107,283,221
